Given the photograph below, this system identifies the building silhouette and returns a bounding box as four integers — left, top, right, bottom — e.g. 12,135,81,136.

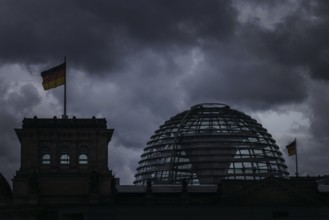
0,104,328,219
12,116,115,206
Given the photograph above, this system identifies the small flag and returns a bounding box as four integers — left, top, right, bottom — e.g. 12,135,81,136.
286,139,297,156
41,62,66,90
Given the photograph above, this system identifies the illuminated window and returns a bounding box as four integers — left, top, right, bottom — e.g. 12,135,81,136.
60,154,70,165
79,154,88,165
41,154,51,165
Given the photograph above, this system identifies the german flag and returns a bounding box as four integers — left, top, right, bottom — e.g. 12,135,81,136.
286,139,297,156
41,62,66,90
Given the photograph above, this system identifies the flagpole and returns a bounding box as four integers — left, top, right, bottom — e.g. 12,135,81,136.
64,56,67,118
295,138,299,178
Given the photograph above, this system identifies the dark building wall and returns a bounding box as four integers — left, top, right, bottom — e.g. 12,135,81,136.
12,117,115,204
2,204,329,220
2,174,329,219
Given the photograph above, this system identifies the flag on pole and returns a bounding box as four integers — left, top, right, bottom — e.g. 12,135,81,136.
286,139,297,156
41,62,66,90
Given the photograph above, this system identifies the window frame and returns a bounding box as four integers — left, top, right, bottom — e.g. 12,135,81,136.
41,153,51,165
60,153,70,165
78,153,88,165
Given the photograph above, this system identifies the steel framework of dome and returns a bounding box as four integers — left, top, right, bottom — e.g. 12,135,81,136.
134,103,288,185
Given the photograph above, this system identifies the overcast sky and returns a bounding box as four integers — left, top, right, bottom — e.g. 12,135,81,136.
1,0,329,184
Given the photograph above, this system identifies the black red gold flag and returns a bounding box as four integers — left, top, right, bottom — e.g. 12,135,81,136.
286,139,297,156
41,62,66,90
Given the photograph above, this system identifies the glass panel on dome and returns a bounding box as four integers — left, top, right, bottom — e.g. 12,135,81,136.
134,103,288,184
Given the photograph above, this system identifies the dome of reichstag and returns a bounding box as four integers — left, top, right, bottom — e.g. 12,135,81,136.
134,103,288,185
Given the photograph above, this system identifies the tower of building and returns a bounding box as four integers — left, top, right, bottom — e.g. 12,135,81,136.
12,116,115,205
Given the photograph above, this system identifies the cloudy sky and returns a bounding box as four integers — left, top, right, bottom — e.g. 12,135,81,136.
1,0,329,184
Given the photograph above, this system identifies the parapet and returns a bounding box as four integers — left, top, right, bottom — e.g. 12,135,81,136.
21,116,108,129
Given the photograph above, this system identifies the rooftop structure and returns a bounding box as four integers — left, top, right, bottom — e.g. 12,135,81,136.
134,103,288,185
13,116,115,205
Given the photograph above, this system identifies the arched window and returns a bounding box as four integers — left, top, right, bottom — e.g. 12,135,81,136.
60,154,70,165
79,154,88,165
41,154,51,165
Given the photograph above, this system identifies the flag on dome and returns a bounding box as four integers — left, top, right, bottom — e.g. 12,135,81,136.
41,62,66,90
286,139,297,156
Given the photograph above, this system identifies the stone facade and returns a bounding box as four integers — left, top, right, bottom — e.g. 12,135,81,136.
12,116,115,205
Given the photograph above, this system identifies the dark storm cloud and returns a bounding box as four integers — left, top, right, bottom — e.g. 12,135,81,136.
185,61,308,110
307,80,329,141
0,77,42,181
181,29,309,111
180,0,329,110
64,50,189,149
246,0,329,80
0,0,236,73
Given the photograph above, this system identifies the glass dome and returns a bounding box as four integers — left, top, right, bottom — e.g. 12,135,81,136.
134,103,288,185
